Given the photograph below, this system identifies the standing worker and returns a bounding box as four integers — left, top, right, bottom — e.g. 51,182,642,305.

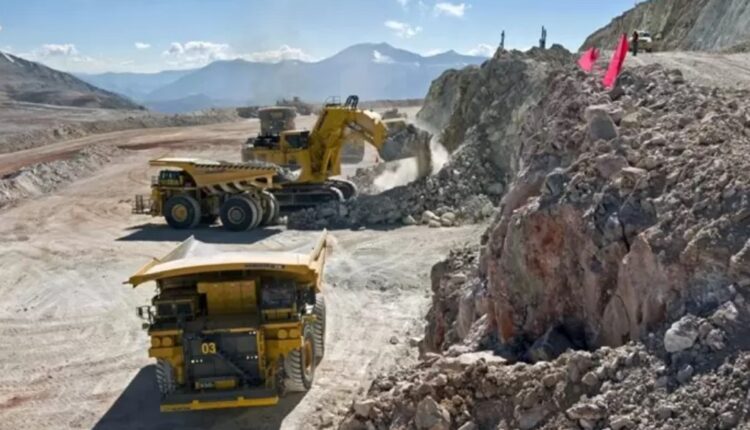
500,30,505,50
540,26,547,49
632,30,639,56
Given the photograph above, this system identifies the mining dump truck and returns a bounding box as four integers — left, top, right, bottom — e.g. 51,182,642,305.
259,106,297,135
132,158,295,231
242,107,297,163
128,232,328,412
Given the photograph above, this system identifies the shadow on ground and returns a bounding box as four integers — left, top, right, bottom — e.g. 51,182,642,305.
93,366,304,430
117,224,283,244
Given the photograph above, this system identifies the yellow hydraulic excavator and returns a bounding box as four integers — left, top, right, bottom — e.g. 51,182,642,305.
242,95,389,210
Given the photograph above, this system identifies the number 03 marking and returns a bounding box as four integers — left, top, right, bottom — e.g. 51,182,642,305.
201,342,217,354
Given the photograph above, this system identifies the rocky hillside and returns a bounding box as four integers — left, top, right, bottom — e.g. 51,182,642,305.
582,0,750,52
0,51,141,110
333,44,750,429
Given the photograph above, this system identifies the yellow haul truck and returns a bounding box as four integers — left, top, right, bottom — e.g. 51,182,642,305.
128,232,328,411
133,158,295,231
242,95,389,210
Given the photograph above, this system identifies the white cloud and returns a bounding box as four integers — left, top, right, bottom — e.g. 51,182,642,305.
163,41,232,66
396,0,409,8
0,24,3,32
243,45,314,63
434,2,467,17
372,50,394,64
384,20,422,39
467,43,495,57
40,43,79,57
10,44,118,72
163,41,313,67
134,42,151,50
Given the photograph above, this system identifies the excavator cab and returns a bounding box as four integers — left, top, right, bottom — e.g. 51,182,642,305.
283,130,310,149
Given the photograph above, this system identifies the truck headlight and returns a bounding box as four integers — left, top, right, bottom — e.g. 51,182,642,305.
151,337,161,348
277,329,288,339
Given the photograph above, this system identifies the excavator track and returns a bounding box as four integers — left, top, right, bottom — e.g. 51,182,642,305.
271,180,358,212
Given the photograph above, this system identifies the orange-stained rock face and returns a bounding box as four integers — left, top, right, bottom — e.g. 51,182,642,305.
414,48,750,357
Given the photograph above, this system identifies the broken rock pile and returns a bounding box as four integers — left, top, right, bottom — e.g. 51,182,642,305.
478,64,750,351
411,61,750,357
339,49,750,428
340,324,750,429
0,145,123,209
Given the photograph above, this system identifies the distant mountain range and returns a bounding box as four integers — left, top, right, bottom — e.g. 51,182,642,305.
77,69,194,101
0,51,142,110
78,43,490,113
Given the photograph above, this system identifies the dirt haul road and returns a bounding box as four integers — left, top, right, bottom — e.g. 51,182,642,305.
0,119,481,430
625,51,750,88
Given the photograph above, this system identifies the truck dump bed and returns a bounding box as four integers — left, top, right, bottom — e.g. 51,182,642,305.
128,231,327,288
148,157,299,190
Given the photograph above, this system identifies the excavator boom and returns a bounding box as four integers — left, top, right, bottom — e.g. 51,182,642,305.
308,96,388,181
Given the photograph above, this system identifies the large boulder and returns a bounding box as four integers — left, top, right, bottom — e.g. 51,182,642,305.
415,396,451,430
663,315,700,353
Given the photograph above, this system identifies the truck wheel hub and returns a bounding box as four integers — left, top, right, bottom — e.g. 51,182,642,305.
171,205,188,222
228,207,246,223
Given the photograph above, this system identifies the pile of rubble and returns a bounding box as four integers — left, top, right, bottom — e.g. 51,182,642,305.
340,294,749,429
0,145,123,209
399,57,750,359
335,45,750,428
476,64,750,352
289,132,500,228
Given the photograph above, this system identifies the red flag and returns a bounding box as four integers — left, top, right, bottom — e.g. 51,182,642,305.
603,34,629,88
578,47,599,73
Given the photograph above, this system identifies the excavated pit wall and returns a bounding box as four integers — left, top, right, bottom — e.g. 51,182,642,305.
338,49,750,430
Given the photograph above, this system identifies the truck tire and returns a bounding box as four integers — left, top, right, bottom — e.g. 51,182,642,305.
245,195,264,229
312,295,326,362
155,359,176,396
260,191,280,226
220,195,261,231
164,195,201,229
283,324,315,392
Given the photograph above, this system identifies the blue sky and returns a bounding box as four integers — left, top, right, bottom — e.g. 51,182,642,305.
0,0,637,73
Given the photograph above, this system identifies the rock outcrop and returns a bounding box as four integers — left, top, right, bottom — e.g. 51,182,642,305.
481,64,750,352
582,0,750,52
337,42,750,430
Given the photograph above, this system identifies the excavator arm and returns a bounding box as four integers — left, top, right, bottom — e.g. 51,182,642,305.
307,96,388,180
